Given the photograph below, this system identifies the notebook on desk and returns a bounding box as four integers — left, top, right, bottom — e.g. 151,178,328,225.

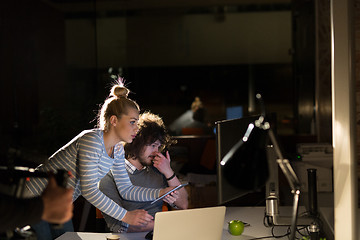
153,206,226,240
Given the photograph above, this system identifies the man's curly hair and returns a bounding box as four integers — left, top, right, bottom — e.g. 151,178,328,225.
124,112,176,159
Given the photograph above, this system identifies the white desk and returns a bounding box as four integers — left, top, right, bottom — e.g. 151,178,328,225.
56,207,304,240
223,207,297,240
56,232,145,240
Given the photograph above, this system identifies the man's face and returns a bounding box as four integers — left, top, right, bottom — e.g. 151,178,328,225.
138,140,162,166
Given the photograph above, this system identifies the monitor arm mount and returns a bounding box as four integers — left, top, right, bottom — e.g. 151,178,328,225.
265,128,317,238
221,94,319,240
253,94,320,240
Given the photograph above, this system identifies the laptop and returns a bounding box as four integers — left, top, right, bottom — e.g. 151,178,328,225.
152,206,226,240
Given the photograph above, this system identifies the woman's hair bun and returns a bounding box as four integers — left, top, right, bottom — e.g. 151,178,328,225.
110,85,130,98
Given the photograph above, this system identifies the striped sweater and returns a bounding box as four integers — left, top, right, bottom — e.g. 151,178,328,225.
25,129,161,221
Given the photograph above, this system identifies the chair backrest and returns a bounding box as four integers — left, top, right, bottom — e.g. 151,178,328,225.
181,127,205,135
200,138,216,170
95,208,108,233
96,208,103,219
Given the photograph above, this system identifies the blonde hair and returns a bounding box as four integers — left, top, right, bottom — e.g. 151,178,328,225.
97,84,139,132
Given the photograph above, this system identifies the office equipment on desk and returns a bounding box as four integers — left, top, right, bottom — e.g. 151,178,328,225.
218,94,327,240
297,143,333,163
150,183,188,205
293,143,333,193
106,234,121,240
226,105,243,120
216,114,270,204
153,206,226,240
56,232,140,240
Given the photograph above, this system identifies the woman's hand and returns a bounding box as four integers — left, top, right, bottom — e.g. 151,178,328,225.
128,220,154,233
122,209,153,226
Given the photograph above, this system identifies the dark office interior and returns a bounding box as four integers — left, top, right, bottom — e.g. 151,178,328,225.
0,0,330,163
1,0,359,238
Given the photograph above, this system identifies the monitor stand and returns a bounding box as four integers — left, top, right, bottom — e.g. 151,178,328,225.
265,146,334,240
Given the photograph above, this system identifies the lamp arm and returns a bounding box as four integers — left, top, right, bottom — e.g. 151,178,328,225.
257,94,300,190
268,129,301,191
266,128,309,240
256,94,317,239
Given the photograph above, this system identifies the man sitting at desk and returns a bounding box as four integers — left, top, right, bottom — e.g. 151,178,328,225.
99,112,188,233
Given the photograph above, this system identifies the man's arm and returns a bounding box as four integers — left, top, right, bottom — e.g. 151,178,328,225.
41,176,73,223
0,176,73,233
153,151,188,209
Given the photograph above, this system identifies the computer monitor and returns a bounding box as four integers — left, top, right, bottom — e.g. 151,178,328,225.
216,115,270,204
226,106,243,120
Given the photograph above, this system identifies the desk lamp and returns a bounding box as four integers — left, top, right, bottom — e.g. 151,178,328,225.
220,94,319,240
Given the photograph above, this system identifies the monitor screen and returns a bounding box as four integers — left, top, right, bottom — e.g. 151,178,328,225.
216,115,270,204
226,106,243,120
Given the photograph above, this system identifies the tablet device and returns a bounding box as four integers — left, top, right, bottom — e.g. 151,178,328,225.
151,183,188,204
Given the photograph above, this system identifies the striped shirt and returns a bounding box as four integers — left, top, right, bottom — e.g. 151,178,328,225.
25,129,161,221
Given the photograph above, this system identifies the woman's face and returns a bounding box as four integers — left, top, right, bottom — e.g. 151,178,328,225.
113,108,139,143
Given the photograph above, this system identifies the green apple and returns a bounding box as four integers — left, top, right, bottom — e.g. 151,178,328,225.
228,220,245,236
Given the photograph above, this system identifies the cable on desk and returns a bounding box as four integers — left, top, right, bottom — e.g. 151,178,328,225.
295,225,308,238
246,226,290,239
261,210,325,240
250,223,309,240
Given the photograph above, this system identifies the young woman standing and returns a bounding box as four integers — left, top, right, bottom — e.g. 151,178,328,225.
25,81,176,239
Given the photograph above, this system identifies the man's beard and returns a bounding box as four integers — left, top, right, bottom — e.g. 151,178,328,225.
138,155,153,167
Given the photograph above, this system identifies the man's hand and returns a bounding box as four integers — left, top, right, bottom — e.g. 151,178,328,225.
41,176,73,224
159,186,177,197
122,209,154,226
155,153,189,210
152,151,174,179
163,190,179,205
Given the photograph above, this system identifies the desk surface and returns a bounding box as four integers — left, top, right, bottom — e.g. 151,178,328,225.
56,207,303,240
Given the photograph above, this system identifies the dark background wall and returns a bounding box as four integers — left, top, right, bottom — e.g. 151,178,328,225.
0,0,328,167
